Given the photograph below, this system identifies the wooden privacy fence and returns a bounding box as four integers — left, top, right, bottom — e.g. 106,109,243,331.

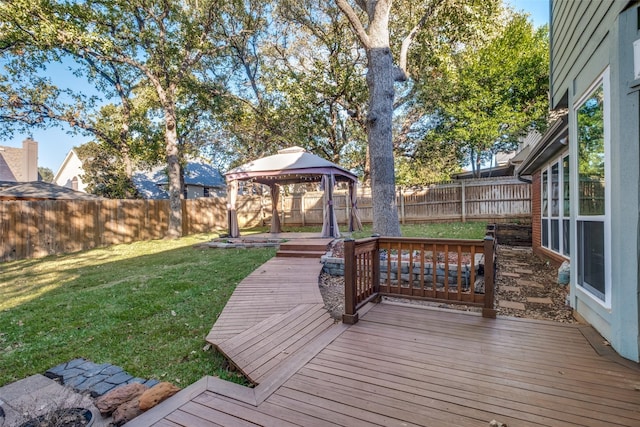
236,177,531,228
1,177,528,262
342,235,497,323
0,198,228,262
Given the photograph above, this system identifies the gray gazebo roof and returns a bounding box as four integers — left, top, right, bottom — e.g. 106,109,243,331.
225,146,357,184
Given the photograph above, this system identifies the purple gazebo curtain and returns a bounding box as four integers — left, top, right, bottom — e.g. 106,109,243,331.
349,180,362,232
270,183,282,233
227,179,240,238
321,174,340,238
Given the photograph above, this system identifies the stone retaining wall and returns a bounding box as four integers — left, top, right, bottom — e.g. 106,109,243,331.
322,254,484,290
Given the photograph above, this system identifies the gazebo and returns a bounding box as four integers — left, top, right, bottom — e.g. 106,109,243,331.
225,146,362,238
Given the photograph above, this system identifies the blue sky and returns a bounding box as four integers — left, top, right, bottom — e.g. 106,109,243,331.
2,0,550,173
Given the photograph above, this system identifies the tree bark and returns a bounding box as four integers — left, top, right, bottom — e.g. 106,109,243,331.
337,0,400,236
164,105,183,239
367,46,401,235
365,2,401,236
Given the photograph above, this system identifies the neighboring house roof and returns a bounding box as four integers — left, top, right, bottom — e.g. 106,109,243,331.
225,146,357,184
53,149,88,193
517,113,569,176
132,159,226,199
0,152,17,181
0,139,38,182
0,181,102,200
452,163,515,180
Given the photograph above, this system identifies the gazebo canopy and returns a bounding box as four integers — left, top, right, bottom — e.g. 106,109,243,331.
224,146,361,238
225,146,357,185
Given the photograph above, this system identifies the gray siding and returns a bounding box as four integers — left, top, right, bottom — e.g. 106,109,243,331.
551,0,640,362
550,0,626,109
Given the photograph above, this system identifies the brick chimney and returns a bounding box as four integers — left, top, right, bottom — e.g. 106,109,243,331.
22,138,38,181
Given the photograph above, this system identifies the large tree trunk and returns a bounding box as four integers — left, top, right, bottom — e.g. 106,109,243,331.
164,108,183,239
367,6,401,236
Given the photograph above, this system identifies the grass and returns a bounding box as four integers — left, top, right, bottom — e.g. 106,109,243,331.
0,233,275,388
0,221,486,389
247,221,488,240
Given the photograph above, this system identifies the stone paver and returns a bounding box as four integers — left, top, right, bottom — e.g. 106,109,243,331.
519,280,544,288
527,297,554,304
499,300,526,310
501,272,521,278
515,268,535,274
500,286,521,293
45,358,159,398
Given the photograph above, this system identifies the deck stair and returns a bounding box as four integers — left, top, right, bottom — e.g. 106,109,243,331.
275,238,333,258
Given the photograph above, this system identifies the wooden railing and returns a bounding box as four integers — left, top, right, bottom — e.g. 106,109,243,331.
343,235,497,324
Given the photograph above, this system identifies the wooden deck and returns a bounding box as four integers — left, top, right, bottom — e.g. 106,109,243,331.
206,239,335,384
129,302,640,426
206,255,330,346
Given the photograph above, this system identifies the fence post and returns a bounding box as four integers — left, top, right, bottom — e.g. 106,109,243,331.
345,192,350,227
482,235,497,318
461,181,466,223
342,238,359,325
301,193,306,226
281,194,285,226
400,188,405,224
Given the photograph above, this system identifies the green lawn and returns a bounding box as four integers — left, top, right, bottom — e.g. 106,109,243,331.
0,233,275,387
0,221,486,388
249,221,488,240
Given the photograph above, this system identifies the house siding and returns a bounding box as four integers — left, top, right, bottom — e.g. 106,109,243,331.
552,0,640,362
550,0,626,109
54,151,87,192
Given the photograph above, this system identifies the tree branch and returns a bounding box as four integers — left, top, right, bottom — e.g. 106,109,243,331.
334,0,370,49
398,0,445,79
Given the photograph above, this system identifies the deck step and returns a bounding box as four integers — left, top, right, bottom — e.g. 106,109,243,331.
278,242,330,252
276,250,327,258
216,303,335,384
275,239,332,258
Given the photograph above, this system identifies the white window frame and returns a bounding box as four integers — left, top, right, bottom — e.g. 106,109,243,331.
572,68,611,308
540,152,570,257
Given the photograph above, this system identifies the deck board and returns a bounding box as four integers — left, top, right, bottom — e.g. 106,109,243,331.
217,303,335,384
131,240,640,427
132,303,640,427
206,245,337,385
206,257,327,346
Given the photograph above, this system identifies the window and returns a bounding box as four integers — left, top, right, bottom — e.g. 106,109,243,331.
541,153,569,256
574,70,609,305
562,155,570,255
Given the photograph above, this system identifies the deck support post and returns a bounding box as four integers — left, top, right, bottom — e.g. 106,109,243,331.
482,235,497,318
343,238,359,324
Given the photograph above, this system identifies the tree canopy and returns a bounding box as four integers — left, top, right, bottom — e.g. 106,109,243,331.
0,0,550,236
415,13,550,177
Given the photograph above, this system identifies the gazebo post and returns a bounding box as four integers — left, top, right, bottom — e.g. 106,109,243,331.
348,180,362,233
328,174,334,237
269,183,282,234
227,179,240,238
